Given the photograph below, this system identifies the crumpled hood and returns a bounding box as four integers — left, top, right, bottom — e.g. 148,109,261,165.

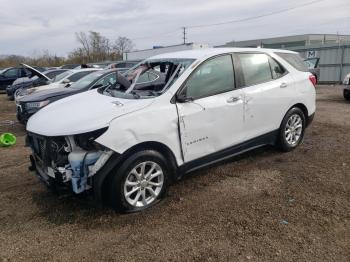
26,89,154,136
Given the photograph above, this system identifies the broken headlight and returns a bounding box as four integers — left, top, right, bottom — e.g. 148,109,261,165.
74,127,108,151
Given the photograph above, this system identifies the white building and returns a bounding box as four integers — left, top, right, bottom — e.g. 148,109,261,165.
123,43,209,61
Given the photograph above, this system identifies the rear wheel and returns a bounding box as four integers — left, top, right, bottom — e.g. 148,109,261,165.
109,150,169,212
344,89,350,101
278,107,306,152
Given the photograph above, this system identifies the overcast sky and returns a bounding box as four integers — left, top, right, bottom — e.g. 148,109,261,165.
0,0,349,57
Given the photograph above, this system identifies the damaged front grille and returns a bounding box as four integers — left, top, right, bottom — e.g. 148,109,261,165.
30,135,47,163
27,133,69,168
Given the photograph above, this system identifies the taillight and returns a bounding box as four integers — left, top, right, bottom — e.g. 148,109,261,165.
309,74,317,87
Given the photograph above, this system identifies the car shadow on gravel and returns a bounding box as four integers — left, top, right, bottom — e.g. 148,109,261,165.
31,189,110,225
30,145,282,226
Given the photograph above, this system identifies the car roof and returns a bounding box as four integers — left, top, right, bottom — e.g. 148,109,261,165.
42,69,68,74
149,48,297,60
68,68,102,73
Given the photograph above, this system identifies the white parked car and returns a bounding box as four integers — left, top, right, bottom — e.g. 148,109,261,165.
26,48,316,212
15,68,101,101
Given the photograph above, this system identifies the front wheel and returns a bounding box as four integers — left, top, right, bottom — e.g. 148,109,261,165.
278,107,306,152
109,150,169,212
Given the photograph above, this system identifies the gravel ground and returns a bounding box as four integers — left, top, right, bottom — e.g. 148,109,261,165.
0,85,349,261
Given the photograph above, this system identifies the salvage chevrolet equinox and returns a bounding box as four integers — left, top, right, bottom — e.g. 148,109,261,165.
26,48,316,212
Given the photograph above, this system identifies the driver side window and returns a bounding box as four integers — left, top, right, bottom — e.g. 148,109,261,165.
184,55,235,100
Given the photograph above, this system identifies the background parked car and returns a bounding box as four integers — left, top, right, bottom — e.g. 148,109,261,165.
15,68,101,100
16,68,164,123
304,58,320,83
107,60,140,70
60,64,80,69
342,72,350,100
0,66,30,90
6,64,69,100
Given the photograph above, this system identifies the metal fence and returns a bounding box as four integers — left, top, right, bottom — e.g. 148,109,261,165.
289,44,350,84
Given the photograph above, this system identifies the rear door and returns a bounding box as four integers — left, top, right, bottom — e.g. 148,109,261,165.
176,54,245,162
235,53,294,140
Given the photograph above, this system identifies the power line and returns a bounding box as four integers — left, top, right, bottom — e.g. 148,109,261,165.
130,0,327,44
130,29,181,41
187,0,327,29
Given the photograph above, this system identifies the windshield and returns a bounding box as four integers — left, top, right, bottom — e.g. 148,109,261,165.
99,58,194,99
53,70,73,82
69,70,106,89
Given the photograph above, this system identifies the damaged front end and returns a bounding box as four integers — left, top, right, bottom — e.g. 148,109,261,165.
26,127,113,194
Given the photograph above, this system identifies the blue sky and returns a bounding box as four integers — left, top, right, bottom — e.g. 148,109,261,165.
0,0,349,57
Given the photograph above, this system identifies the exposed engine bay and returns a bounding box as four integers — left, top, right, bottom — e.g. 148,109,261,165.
27,128,112,194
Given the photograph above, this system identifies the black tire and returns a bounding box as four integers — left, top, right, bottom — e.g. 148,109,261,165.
278,107,306,152
344,89,350,101
109,150,169,212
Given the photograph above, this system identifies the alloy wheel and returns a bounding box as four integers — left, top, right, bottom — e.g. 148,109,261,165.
284,114,303,145
123,161,164,208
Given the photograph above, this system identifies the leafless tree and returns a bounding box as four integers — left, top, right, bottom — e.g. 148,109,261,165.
0,31,132,67
75,32,91,61
114,36,134,55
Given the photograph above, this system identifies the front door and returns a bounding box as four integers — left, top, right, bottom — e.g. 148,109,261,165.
176,54,245,162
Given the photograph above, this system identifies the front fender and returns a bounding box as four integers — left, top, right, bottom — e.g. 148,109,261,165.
95,102,183,166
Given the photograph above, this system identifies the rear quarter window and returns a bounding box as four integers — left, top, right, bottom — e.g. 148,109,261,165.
276,52,308,72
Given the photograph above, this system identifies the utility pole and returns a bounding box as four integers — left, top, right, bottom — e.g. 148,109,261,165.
182,27,187,45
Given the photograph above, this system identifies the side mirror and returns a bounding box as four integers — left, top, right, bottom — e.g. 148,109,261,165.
61,79,70,84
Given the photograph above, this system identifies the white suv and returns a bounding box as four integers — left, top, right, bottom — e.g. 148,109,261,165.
26,48,316,212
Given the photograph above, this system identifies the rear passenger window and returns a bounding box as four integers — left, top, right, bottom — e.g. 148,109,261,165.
185,55,235,99
269,58,286,79
237,53,272,86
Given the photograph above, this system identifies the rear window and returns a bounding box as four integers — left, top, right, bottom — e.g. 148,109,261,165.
276,52,308,72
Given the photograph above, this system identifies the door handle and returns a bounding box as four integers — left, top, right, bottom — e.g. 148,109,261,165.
280,82,288,88
227,96,241,103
